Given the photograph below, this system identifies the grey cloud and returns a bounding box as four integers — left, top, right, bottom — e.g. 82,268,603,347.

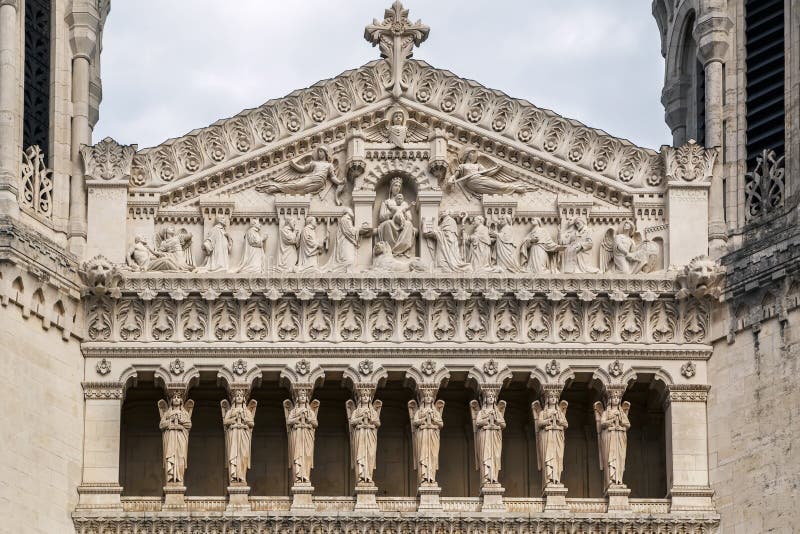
94,0,671,150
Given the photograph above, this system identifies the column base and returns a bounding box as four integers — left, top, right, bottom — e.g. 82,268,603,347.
670,485,715,512
354,482,379,512
291,483,315,512
417,483,442,511
543,483,569,513
76,484,123,511
480,483,506,512
606,484,631,512
226,484,251,511
163,485,187,510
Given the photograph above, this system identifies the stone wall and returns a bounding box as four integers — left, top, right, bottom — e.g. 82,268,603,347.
708,310,800,532
0,304,84,532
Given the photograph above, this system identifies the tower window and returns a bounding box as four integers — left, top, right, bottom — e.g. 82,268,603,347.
23,0,51,165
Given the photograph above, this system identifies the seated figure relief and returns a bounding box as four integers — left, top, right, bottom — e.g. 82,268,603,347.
126,227,195,272
376,176,417,258
600,221,659,274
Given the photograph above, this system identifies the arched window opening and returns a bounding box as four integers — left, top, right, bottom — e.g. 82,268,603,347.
438,379,479,497
183,379,227,496
119,380,164,497
373,379,415,496
311,377,352,496
622,376,668,498
498,382,540,497
249,379,290,496
561,376,603,498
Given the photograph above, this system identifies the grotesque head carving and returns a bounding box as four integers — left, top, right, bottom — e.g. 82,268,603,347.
676,255,724,300
79,255,121,296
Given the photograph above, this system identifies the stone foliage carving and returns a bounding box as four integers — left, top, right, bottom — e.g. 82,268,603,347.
593,389,631,489
158,391,194,484
221,389,257,485
19,145,53,218
663,139,717,183
81,137,137,182
531,390,568,486
745,149,785,219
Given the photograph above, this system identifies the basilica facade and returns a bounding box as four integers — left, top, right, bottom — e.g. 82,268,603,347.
0,1,797,533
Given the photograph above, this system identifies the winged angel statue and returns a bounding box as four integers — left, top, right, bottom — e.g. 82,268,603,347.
408,390,445,484
469,390,506,485
283,390,320,484
593,391,631,488
346,390,382,484
362,107,430,149
445,148,537,199
599,220,659,274
256,145,345,205
531,393,569,485
158,392,195,484
220,391,257,484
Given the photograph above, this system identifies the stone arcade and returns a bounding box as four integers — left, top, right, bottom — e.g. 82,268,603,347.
3,1,798,533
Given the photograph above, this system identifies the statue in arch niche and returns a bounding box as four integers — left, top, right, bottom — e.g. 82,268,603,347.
283,388,320,485
470,389,506,485
445,148,536,199
158,392,194,485
256,146,346,205
376,176,417,257
531,391,569,486
594,390,631,489
220,390,257,485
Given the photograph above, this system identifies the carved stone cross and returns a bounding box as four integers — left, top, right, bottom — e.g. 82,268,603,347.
364,1,430,98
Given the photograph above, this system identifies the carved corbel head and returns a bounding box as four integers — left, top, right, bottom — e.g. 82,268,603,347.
79,255,122,297
675,255,725,300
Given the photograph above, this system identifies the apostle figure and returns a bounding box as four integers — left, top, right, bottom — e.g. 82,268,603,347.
295,216,326,272
235,218,268,273
346,388,382,484
325,208,370,273
283,388,320,485
520,218,561,273
469,389,507,485
278,216,300,272
256,146,345,205
559,217,599,274
202,216,233,272
467,216,495,272
493,215,522,272
593,390,631,488
157,392,194,484
424,211,472,272
220,389,257,485
531,391,569,486
445,149,536,199
408,389,445,485
376,177,417,257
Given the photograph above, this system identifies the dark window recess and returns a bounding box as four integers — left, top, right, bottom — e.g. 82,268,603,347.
745,0,785,172
23,0,51,165
695,59,705,146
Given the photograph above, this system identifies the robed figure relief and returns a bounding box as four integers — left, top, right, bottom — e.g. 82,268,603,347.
520,218,562,273
220,390,257,485
256,146,345,205
235,218,268,273
346,389,382,484
295,216,327,272
158,392,194,484
494,215,522,272
277,216,300,271
594,391,631,488
408,390,445,485
283,389,320,485
445,148,536,199
376,177,417,257
469,390,507,485
531,392,569,486
202,216,233,272
559,216,599,274
424,211,471,272
466,215,496,272
325,208,370,273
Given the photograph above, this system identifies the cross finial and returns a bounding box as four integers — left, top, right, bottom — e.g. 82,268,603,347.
364,1,430,98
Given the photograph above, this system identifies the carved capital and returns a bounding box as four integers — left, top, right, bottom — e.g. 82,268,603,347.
405,361,450,398
467,360,512,397
663,140,718,183
280,363,325,397
82,381,124,400
693,12,734,65
0,0,19,9
343,361,388,396
81,137,137,183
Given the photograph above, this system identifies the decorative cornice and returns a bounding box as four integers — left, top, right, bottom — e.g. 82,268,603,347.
82,381,124,400
667,384,710,403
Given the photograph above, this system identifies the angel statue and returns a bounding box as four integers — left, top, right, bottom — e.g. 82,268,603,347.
559,217,599,274
133,226,194,272
600,220,659,274
376,176,417,257
469,389,507,485
256,146,345,205
158,391,194,484
445,148,536,199
346,388,382,484
593,390,631,488
531,391,569,486
220,389,257,485
363,107,429,149
408,389,445,485
283,388,320,485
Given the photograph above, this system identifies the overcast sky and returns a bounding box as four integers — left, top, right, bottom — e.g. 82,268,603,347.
94,1,671,151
